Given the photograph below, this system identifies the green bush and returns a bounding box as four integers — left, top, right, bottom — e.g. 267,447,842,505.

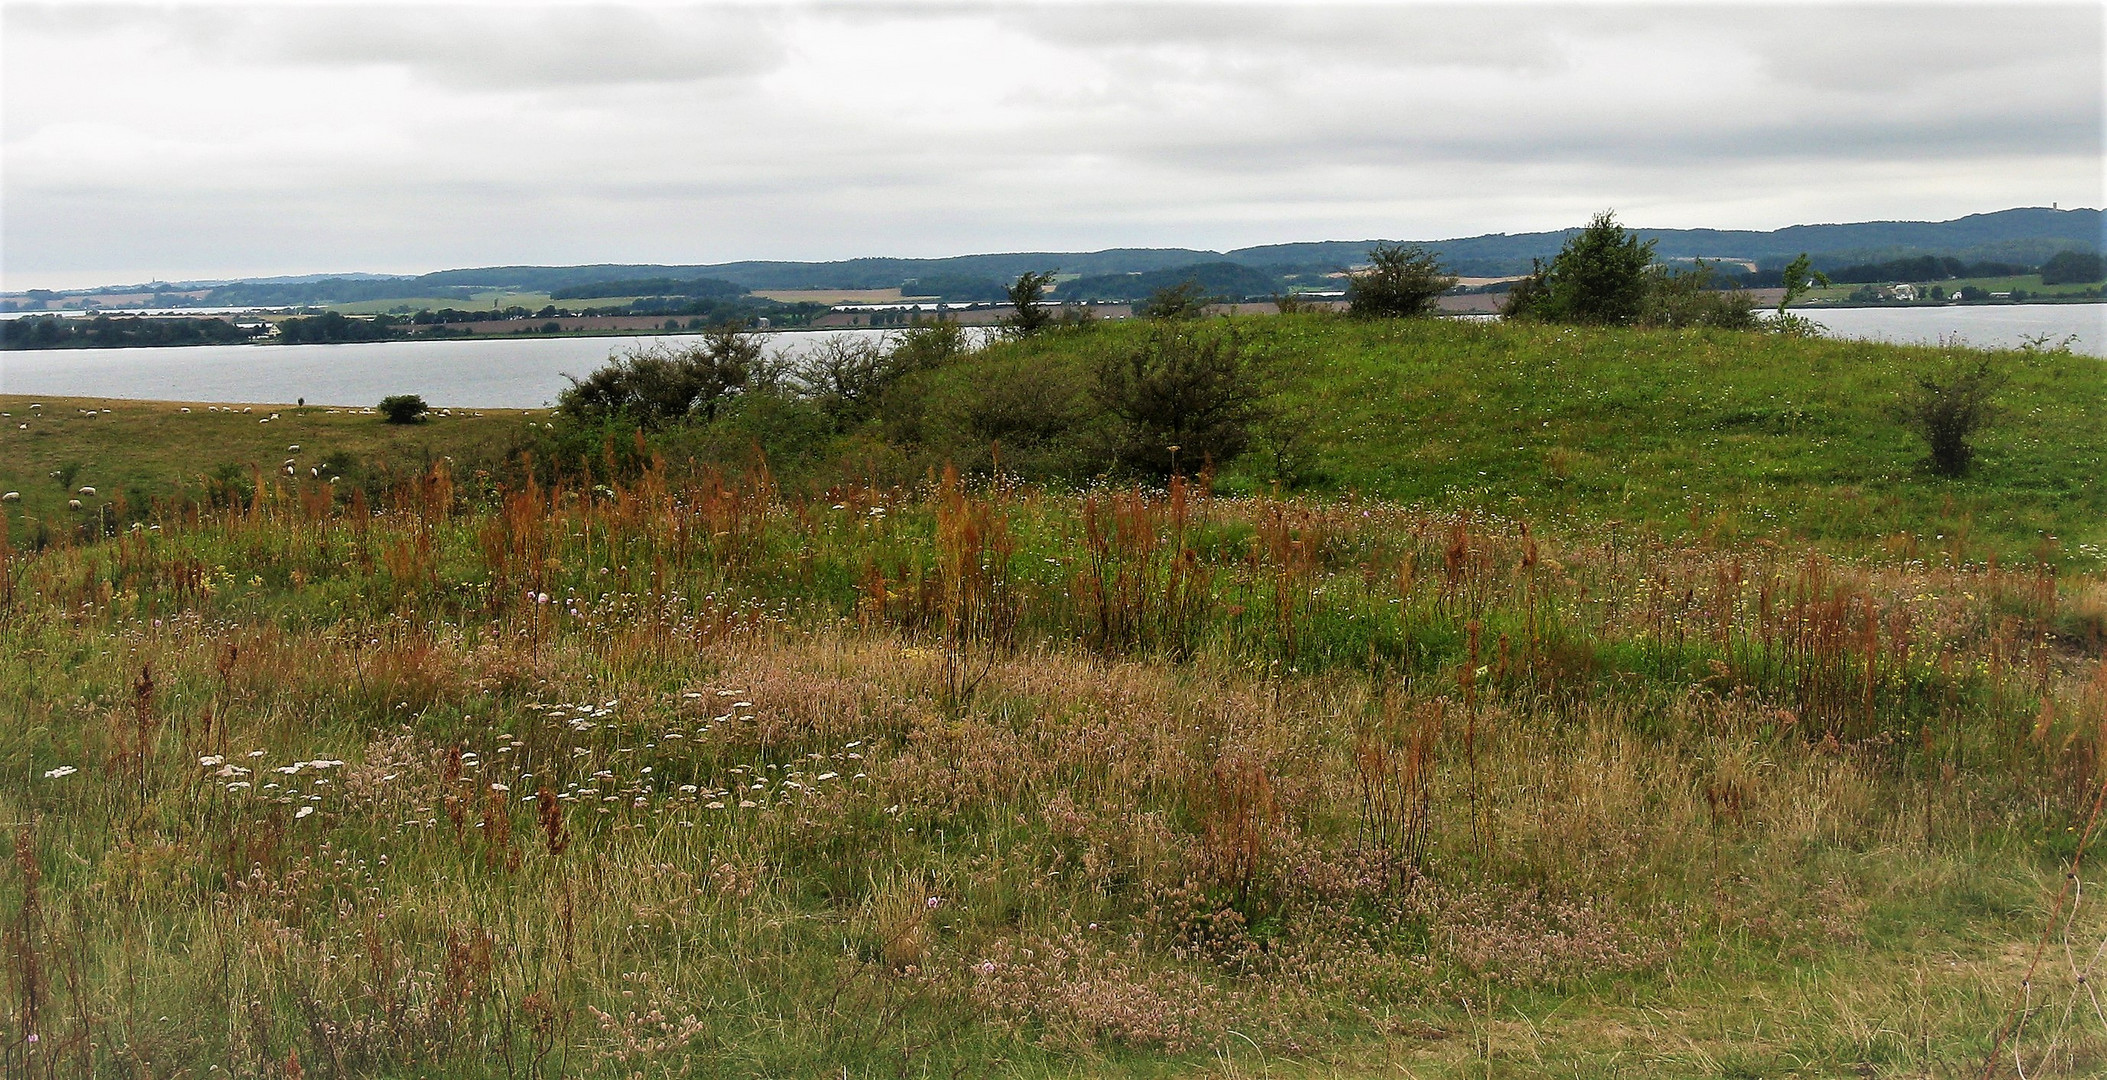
1095,324,1269,478
1900,357,2005,477
1346,243,1456,319
378,394,428,424
556,325,759,428
1641,262,1759,330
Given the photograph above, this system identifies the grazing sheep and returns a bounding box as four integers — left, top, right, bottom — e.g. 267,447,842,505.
287,445,300,452
242,407,253,414
179,407,191,413
78,487,96,496
1,492,19,502
67,499,82,511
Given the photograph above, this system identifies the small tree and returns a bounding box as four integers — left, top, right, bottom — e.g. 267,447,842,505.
1503,211,1656,325
1138,280,1211,321
1776,253,1830,313
378,394,428,424
1901,357,2004,477
1346,243,1456,319
1095,325,1268,478
1003,271,1057,335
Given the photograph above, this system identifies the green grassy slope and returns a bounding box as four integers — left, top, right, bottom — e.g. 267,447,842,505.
960,316,2107,564
0,396,539,540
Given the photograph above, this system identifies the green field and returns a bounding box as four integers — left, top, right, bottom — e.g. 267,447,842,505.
1804,273,2103,303
903,316,2107,565
0,397,544,539
320,291,580,316
3,317,2106,1077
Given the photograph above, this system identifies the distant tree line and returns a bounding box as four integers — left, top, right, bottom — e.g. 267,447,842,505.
205,278,460,307
275,311,404,344
549,277,745,301
1055,262,1287,304
1822,255,2033,284
2039,250,2106,285
0,314,259,350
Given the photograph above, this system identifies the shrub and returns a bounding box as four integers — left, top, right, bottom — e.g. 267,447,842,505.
1095,325,1269,478
1138,280,1212,321
1346,243,1456,319
1641,262,1758,330
378,394,428,424
556,324,759,428
1900,357,2005,477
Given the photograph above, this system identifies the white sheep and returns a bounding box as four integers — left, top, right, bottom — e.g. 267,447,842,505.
67,499,82,511
78,486,96,496
1,492,18,502
287,445,300,452
179,407,191,413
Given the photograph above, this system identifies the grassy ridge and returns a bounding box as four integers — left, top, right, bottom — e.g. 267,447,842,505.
6,317,2104,567
927,317,2107,564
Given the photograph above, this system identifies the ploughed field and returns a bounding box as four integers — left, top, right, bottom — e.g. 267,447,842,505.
2,317,2106,1076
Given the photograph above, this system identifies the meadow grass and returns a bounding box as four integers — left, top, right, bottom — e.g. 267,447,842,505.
924,316,2105,565
1,451,2103,1077
3,317,2105,1076
0,396,543,541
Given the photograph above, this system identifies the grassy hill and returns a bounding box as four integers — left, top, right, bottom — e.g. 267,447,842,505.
6,316,2102,567
905,316,2106,566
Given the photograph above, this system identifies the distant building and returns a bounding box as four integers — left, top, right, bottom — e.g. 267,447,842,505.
1890,283,1916,301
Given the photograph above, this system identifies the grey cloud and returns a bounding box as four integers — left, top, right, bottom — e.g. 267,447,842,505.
176,4,791,90
1744,4,2102,94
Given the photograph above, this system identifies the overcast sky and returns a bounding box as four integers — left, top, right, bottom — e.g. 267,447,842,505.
3,1,2101,289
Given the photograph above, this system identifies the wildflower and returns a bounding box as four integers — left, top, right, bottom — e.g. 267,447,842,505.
199,755,226,767
817,772,839,781
295,806,315,819
42,766,77,779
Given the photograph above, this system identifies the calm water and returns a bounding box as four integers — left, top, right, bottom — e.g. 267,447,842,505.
1798,303,2104,355
1,306,2098,407
0,329,902,408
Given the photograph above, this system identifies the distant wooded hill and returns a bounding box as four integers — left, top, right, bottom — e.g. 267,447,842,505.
22,207,2100,308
